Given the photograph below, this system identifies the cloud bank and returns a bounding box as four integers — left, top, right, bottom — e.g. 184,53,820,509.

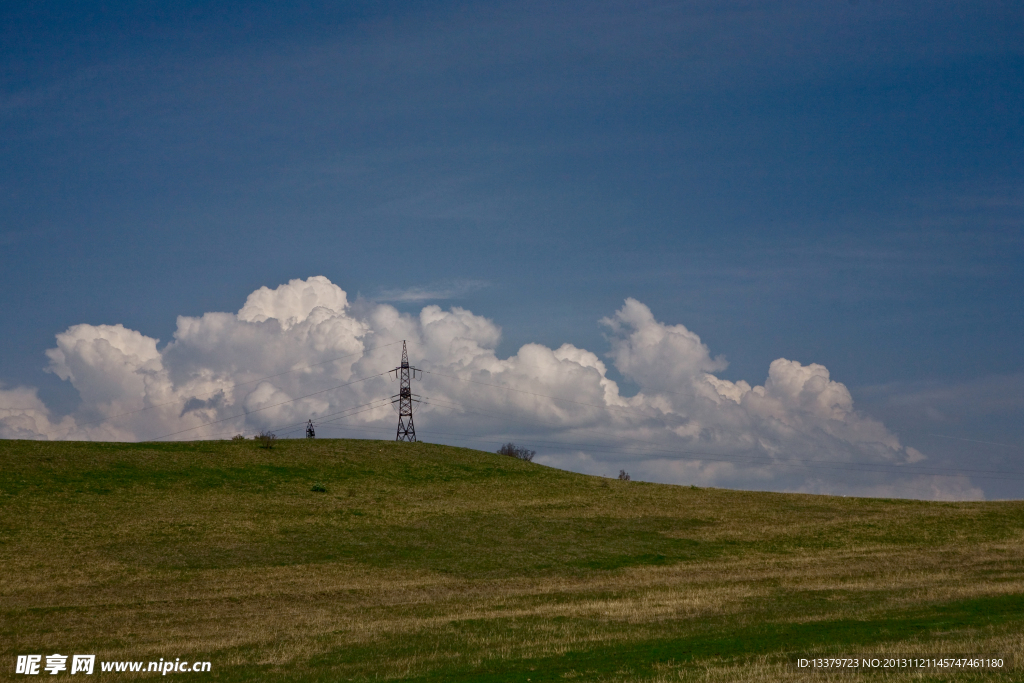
0,276,981,500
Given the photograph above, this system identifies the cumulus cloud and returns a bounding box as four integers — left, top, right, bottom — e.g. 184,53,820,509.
0,276,983,500
0,385,78,440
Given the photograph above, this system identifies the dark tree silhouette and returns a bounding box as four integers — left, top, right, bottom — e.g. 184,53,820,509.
497,443,536,462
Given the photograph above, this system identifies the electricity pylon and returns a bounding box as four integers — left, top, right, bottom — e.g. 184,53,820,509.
305,420,315,439
390,340,420,441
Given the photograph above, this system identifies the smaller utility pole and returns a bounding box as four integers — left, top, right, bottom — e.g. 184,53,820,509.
305,420,315,439
390,341,420,441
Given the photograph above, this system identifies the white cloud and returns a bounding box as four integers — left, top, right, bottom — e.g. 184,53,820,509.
374,279,489,303
0,385,78,440
238,276,352,328
0,276,983,500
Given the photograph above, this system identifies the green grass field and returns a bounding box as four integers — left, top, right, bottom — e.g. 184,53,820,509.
2,438,1022,681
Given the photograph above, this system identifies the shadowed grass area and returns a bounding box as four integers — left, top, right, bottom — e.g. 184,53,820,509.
1,438,1023,681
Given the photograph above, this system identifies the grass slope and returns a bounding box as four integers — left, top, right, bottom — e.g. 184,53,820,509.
1,438,1023,682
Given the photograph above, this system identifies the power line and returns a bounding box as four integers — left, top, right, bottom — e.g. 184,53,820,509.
188,390,1023,486
415,396,1024,483
184,396,398,441
270,397,406,439
166,382,1024,485
142,372,388,442
76,341,402,430
237,398,395,439
127,352,1022,487
423,422,1024,484
926,433,1022,450
421,369,615,412
420,371,1023,472
315,401,394,428
417,376,1017,481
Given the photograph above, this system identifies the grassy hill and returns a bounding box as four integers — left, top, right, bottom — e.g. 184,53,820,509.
2,438,1022,681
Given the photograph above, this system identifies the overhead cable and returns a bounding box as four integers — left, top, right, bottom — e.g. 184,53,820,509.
142,372,388,442
79,340,401,430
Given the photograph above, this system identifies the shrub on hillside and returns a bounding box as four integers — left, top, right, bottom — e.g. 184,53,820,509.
231,434,246,441
497,443,536,462
256,431,277,449
618,470,631,481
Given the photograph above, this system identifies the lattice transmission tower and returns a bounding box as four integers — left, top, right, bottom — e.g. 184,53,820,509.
390,340,421,441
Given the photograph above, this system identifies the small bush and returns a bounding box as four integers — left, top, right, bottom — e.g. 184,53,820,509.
618,470,631,481
497,442,536,462
256,431,277,449
310,483,327,493
231,434,246,441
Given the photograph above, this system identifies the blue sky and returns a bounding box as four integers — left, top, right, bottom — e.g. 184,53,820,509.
2,1,1022,498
